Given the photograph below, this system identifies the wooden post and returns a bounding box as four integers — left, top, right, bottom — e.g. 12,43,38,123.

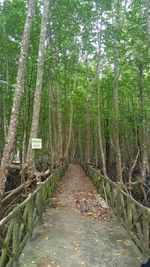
0,222,14,267
12,214,20,266
142,211,150,256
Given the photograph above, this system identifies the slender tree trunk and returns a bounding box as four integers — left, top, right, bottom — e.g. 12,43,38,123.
26,0,49,174
97,78,107,177
85,60,91,163
0,0,35,196
63,79,76,161
138,64,147,183
113,0,122,182
48,83,54,170
2,14,9,137
22,130,27,165
52,87,58,166
63,104,73,161
147,0,150,50
114,51,122,182
63,58,68,151
93,124,99,167
0,84,5,159
72,128,76,160
78,126,83,162
105,115,110,172
56,83,63,163
96,11,107,175
85,98,91,163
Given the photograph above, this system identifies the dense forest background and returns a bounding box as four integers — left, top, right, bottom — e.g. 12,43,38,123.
0,0,150,205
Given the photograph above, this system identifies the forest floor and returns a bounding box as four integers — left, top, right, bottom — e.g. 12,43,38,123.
19,164,142,267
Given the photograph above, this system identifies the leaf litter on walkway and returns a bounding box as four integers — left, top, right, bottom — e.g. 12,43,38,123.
20,164,142,267
48,164,110,221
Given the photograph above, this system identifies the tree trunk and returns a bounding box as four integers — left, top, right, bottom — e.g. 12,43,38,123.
48,83,54,170
114,52,122,182
138,64,147,183
0,0,35,196
63,79,76,161
95,11,107,175
26,0,49,174
113,0,122,182
97,78,107,177
78,126,83,162
147,0,150,50
85,60,91,163
85,99,91,163
0,84,5,160
56,83,63,163
63,58,68,152
105,116,111,173
52,86,59,166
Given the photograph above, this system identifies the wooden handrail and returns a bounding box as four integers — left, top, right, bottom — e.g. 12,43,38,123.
0,164,66,267
89,165,150,213
82,162,150,257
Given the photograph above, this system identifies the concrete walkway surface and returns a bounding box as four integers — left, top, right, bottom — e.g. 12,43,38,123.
19,164,142,267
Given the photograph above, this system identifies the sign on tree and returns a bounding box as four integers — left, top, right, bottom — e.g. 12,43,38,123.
31,138,42,149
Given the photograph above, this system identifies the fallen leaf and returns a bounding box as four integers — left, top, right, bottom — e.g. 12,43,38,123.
124,240,130,246
116,240,122,243
115,253,122,256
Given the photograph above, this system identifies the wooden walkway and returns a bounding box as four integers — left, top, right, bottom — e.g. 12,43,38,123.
19,164,142,267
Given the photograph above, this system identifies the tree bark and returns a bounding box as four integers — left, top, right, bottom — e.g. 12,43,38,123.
113,0,122,182
56,83,63,163
0,83,5,159
147,0,150,50
97,80,107,177
96,26,107,176
114,51,122,182
63,79,76,161
85,60,91,163
138,64,147,183
0,0,35,196
105,115,110,172
48,82,54,170
26,0,49,174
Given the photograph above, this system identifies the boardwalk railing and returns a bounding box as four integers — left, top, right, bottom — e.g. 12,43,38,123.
82,163,150,257
0,165,66,267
